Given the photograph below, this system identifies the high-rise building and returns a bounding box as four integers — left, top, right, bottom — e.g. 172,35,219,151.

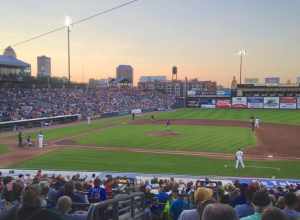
116,65,133,84
37,55,51,77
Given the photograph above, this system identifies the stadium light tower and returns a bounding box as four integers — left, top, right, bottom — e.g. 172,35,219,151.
237,49,246,84
65,16,72,83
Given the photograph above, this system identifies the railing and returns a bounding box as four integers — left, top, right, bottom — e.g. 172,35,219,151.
0,114,80,132
88,192,145,220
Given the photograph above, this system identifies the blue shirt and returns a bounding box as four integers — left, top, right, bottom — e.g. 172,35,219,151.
88,186,107,202
235,203,255,218
170,199,189,220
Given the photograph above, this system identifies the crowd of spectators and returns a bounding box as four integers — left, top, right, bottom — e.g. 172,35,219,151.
0,87,176,122
0,170,299,220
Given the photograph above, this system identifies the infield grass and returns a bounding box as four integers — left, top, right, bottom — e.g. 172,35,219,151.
76,124,256,153
154,108,300,125
13,149,300,179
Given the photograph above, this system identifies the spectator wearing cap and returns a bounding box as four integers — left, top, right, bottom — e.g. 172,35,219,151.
262,207,288,220
283,192,300,220
241,190,272,220
178,187,214,220
202,203,238,220
169,190,189,220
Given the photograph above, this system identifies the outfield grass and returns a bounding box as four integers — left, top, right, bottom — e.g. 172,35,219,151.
0,144,9,155
13,149,300,179
21,116,127,141
77,124,255,153
154,108,300,125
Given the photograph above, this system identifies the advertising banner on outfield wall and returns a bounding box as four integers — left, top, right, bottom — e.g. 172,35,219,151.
216,99,231,109
297,97,300,109
280,97,297,109
247,97,264,109
187,100,200,107
232,97,247,108
200,99,216,109
264,97,279,109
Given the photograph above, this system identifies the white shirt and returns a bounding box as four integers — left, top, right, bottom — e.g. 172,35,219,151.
236,150,244,160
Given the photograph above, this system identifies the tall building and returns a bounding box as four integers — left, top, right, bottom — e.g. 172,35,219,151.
37,55,51,77
0,46,31,77
116,65,133,84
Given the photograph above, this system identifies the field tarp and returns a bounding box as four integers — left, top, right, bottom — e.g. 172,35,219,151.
264,97,280,109
232,97,247,108
247,97,264,109
280,97,297,109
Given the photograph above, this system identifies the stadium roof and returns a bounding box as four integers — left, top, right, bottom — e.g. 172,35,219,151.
0,55,30,68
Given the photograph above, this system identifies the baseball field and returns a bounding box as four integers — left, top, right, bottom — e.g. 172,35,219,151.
1,108,300,179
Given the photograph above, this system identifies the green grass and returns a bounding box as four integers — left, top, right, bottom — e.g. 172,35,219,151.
153,108,300,125
76,124,256,153
0,144,9,155
13,149,300,179
21,116,128,141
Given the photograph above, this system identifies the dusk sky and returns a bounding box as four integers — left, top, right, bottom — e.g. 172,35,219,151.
1,0,300,86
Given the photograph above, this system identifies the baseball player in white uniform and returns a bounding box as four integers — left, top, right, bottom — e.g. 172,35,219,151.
235,148,245,168
87,116,91,125
255,117,260,128
37,132,44,148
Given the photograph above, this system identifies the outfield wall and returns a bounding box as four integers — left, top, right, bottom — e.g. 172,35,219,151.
187,96,300,109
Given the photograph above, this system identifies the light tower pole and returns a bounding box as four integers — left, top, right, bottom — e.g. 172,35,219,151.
65,16,72,84
238,49,246,84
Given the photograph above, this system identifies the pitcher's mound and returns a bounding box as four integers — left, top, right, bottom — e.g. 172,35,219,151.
146,131,180,137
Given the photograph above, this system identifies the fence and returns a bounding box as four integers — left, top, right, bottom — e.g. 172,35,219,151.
87,192,145,220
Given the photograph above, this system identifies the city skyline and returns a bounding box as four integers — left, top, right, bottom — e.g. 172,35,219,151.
1,0,300,86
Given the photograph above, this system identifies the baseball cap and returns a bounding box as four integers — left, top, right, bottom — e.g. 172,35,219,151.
194,187,213,203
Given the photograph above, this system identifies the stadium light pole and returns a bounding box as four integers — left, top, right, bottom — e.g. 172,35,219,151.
237,49,246,84
65,16,72,84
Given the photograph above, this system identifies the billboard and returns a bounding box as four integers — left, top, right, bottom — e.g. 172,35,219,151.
216,90,231,97
200,99,216,109
279,97,297,109
216,99,231,109
245,78,259,84
297,97,300,109
265,77,280,85
264,97,279,109
187,100,200,107
232,97,247,108
247,97,264,109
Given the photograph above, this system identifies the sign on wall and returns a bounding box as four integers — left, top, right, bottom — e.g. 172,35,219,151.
216,99,231,109
200,99,216,109
232,97,247,108
247,97,264,109
280,97,297,109
264,97,279,109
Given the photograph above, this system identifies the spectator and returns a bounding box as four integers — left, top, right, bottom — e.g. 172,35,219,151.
0,186,63,220
283,192,300,220
235,184,256,218
202,203,238,220
170,191,189,220
87,178,106,203
262,207,288,220
56,196,87,220
241,190,272,220
178,187,214,220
